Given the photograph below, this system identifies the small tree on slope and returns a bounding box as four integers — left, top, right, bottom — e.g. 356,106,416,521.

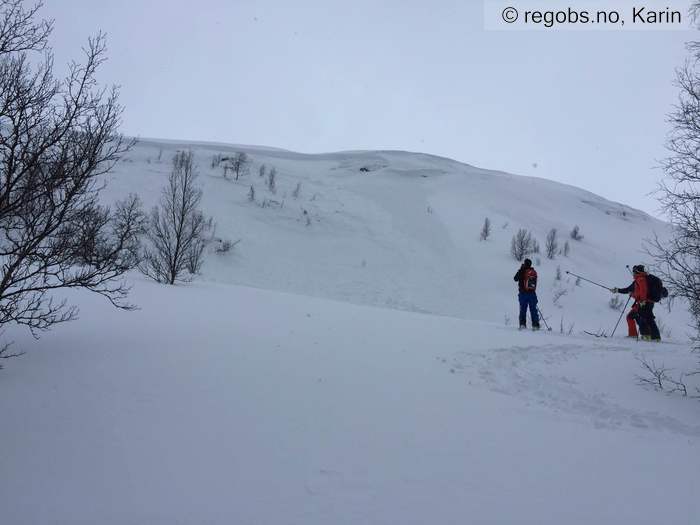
268,167,277,194
545,228,558,259
230,152,250,181
570,225,583,241
510,228,535,261
140,151,213,284
480,217,491,241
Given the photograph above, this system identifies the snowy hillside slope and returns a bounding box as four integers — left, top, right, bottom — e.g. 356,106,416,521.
1,279,698,525
2,139,699,524
105,138,686,338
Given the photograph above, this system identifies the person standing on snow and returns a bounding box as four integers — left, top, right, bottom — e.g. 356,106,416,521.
610,265,661,341
514,258,540,331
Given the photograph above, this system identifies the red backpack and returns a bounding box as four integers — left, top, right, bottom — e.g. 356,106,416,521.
523,268,538,292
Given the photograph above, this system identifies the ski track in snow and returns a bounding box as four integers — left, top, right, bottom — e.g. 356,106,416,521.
441,343,700,438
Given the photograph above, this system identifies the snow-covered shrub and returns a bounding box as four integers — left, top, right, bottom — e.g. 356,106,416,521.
215,238,240,254
268,167,277,194
545,228,558,259
261,199,283,209
559,317,575,335
229,152,250,181
553,288,567,308
510,228,536,261
608,295,624,311
480,217,491,241
636,357,697,397
570,225,583,241
479,217,491,241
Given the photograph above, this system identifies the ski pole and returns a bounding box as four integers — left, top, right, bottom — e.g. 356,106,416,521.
611,295,632,338
536,306,552,331
565,271,611,291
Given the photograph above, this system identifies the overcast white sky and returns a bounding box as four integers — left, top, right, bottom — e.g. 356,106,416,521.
42,0,697,216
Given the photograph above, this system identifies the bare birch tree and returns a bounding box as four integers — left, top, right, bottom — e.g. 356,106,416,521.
140,151,212,284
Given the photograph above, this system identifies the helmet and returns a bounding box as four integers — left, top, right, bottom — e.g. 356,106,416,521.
523,258,532,268
632,264,645,273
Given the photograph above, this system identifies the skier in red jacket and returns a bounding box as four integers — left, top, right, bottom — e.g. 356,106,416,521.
611,265,660,341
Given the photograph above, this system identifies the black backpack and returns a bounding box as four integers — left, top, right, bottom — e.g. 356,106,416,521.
646,274,668,302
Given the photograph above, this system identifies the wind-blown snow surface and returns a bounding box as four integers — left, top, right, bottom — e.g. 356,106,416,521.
1,140,699,524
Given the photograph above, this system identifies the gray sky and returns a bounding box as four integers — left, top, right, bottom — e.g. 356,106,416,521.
42,0,696,216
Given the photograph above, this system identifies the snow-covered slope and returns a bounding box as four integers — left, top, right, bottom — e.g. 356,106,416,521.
1,279,698,525
106,138,683,336
2,139,698,525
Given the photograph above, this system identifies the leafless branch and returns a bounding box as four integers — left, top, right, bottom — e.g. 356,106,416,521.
636,357,671,390
0,6,141,341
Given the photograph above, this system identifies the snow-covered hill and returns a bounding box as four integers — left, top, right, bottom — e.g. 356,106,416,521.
107,138,684,336
2,139,698,525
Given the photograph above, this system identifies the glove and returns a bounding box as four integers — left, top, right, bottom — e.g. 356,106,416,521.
610,287,618,293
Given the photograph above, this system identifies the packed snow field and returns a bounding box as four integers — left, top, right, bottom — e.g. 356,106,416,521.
1,140,699,524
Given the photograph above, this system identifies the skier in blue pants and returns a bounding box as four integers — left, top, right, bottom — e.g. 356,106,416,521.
513,258,540,330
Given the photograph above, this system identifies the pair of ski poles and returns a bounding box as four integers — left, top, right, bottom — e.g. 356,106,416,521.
565,269,632,337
